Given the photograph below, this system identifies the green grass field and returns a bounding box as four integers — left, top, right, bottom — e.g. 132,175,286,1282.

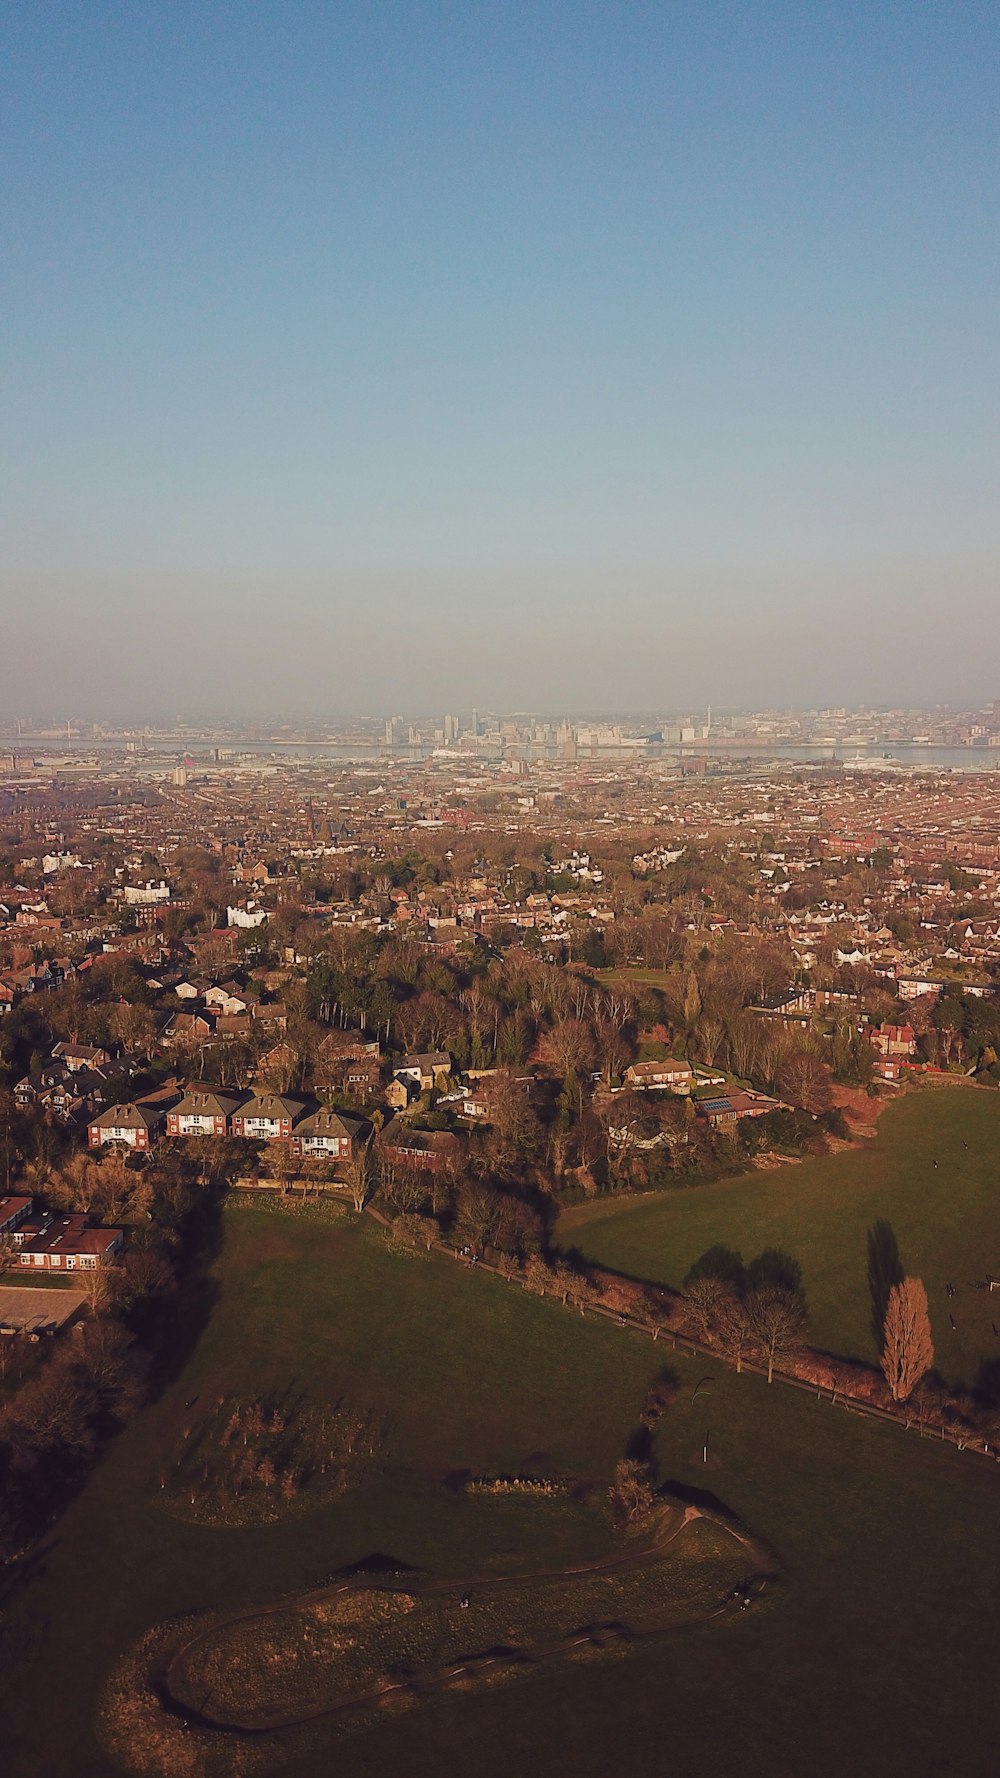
596,966,674,988
169,1205,665,1482
4,1190,1000,1778
560,1087,1000,1390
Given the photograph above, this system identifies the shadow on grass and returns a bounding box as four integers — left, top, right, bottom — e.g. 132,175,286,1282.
142,1193,226,1401
552,1241,685,1305
0,1533,56,1617
867,1219,904,1350
973,1357,1000,1409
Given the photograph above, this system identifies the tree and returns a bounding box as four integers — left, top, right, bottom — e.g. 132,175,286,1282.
265,1143,296,1191
775,1041,832,1114
522,1253,552,1295
684,1274,734,1344
483,1071,542,1176
714,1290,753,1372
746,1283,808,1383
109,1001,158,1054
607,1458,655,1529
554,1260,602,1316
344,1135,375,1213
390,1212,434,1250
379,1161,429,1215
629,1290,664,1340
454,1181,505,1253
881,1277,934,1403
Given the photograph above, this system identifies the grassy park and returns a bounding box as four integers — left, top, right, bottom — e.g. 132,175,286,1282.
4,1186,1000,1778
560,1086,1000,1390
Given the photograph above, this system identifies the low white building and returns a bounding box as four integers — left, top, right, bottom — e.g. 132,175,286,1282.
228,903,268,929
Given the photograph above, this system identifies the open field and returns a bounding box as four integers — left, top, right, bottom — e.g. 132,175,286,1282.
560,1087,1000,1390
595,966,675,989
4,1195,1000,1778
152,1204,666,1484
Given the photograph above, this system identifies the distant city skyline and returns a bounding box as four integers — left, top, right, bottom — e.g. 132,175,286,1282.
4,700,1000,737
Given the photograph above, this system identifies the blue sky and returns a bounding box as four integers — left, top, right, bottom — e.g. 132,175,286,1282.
2,2,998,718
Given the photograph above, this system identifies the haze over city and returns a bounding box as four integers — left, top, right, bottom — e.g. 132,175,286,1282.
3,1,999,718
7,11,1000,1775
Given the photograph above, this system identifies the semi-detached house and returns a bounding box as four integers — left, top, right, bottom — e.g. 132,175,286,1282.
88,1101,165,1150
166,1089,248,1137
291,1108,368,1161
230,1093,306,1142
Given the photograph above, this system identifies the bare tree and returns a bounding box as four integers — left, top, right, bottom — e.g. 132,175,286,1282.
545,1016,595,1092
881,1277,934,1403
390,1212,434,1251
715,1291,754,1372
746,1284,808,1383
344,1135,375,1213
607,1458,655,1529
593,1012,630,1085
379,1162,428,1215
775,1039,832,1114
110,1001,158,1054
522,1253,552,1294
684,1274,733,1343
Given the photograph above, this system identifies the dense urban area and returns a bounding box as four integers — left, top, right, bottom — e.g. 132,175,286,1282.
4,710,1000,1776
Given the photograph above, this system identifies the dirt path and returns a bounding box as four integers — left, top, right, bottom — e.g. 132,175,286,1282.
159,1503,762,1740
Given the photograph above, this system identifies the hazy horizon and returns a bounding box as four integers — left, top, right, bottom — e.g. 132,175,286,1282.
3,3,998,718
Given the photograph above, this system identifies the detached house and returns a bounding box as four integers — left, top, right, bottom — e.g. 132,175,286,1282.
696,1088,780,1129
393,1052,452,1092
873,1024,917,1057
870,1023,917,1081
204,983,250,1016
343,1057,382,1100
51,1041,111,1073
624,1059,694,1094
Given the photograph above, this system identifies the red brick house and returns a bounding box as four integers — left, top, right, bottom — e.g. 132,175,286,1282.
379,1127,461,1175
88,1101,165,1150
291,1108,369,1161
17,1212,124,1272
871,1023,916,1081
166,1089,248,1138
230,1093,306,1142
